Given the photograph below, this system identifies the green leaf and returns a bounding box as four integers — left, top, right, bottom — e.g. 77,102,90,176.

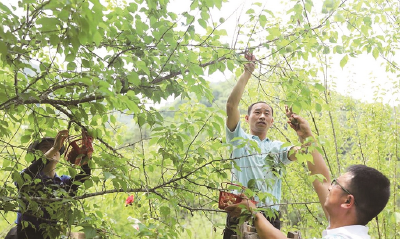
128,2,138,12
25,153,35,163
160,206,170,216
0,41,8,56
200,10,209,21
204,0,214,8
259,15,267,28
127,72,140,85
68,167,78,178
246,9,255,14
334,13,345,22
198,19,207,29
340,55,348,68
0,2,13,15
267,27,281,38
189,65,204,76
323,46,330,54
93,31,102,46
104,172,116,180
82,227,97,238
314,83,325,91
315,103,322,112
65,53,76,62
361,25,369,36
73,77,92,85
37,17,60,31
84,179,93,189
21,135,31,144
49,35,59,46
334,45,343,54
190,0,199,10
372,48,379,59
67,62,77,71
136,61,150,75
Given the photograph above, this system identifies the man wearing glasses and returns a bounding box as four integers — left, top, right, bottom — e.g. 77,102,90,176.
225,113,390,238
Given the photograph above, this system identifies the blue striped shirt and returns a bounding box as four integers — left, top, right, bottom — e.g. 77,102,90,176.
226,122,292,210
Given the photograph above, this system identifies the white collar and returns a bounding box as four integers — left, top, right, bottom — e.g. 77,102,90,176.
323,225,370,238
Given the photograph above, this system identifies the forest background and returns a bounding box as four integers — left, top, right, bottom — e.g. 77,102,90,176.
0,0,399,238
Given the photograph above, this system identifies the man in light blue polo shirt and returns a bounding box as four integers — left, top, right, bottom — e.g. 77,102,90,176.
224,53,298,238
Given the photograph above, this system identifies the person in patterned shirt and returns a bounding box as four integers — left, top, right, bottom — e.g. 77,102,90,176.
5,130,92,239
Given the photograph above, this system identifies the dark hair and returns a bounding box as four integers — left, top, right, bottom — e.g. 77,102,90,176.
346,164,390,225
247,101,274,116
28,137,65,155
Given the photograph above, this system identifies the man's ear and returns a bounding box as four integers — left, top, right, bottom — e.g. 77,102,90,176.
245,115,249,122
342,196,355,208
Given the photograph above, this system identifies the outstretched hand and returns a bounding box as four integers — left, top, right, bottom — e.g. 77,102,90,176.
244,53,256,74
225,198,256,218
285,106,313,141
285,105,298,126
53,130,68,152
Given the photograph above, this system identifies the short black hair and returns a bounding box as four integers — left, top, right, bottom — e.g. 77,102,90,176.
346,164,390,225
28,137,65,155
247,101,274,116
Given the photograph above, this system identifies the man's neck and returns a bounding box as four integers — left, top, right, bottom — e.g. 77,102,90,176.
251,131,268,141
328,214,359,229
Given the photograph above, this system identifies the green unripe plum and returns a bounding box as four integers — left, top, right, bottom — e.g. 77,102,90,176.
285,45,293,53
74,125,80,132
247,179,256,190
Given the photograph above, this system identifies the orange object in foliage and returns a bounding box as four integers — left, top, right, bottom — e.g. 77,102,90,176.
218,182,257,209
64,129,94,166
125,195,135,206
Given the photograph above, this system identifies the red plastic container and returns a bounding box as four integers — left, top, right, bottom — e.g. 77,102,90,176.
64,130,93,166
218,182,257,209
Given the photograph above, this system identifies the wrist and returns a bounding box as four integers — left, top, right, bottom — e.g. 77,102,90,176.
251,210,258,216
250,209,260,222
243,69,253,77
298,134,313,143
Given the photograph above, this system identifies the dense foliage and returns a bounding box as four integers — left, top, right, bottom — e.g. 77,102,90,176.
0,0,399,238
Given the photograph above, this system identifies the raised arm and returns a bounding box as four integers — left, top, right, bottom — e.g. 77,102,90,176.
286,109,331,219
226,53,256,131
41,130,68,178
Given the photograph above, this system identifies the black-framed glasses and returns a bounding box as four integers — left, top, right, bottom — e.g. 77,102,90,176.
331,178,358,205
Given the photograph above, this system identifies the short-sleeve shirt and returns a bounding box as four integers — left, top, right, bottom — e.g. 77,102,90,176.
322,225,370,239
226,122,292,210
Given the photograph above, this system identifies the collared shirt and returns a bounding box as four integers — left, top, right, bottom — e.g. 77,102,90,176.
226,122,292,210
322,225,370,239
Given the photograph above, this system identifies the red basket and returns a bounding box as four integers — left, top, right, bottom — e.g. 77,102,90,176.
218,182,257,209
64,129,93,166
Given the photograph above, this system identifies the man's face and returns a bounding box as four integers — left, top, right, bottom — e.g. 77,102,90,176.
324,172,354,214
245,103,274,136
